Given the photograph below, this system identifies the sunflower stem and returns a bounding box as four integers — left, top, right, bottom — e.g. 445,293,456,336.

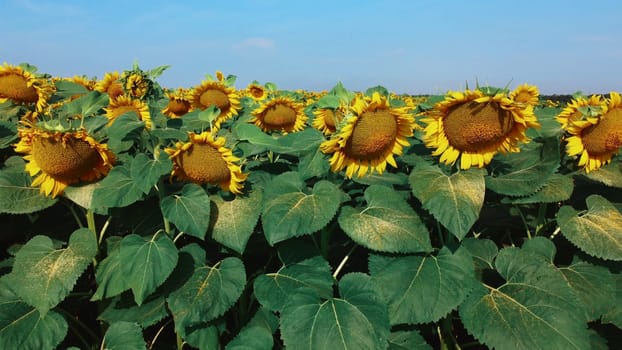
320,228,331,260
176,333,184,350
535,203,548,236
438,315,461,350
86,209,99,267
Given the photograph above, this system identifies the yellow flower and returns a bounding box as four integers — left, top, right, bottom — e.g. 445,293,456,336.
312,107,345,135
95,71,124,100
250,96,308,134
190,79,241,129
123,72,149,99
165,132,247,194
162,88,193,118
555,94,604,129
104,95,151,128
0,63,53,114
421,88,540,170
562,91,622,172
245,82,267,101
509,83,540,107
14,127,115,198
320,92,416,178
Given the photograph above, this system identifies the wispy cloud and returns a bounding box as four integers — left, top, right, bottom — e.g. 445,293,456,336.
232,37,276,50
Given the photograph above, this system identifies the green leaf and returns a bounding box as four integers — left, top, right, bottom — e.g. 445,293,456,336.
338,185,432,253
582,161,622,188
235,124,324,155
211,189,263,254
99,295,168,328
107,113,145,153
160,183,211,239
602,273,622,327
60,90,109,118
370,246,476,324
388,330,433,350
557,195,622,260
559,258,616,321
168,257,246,330
92,164,145,209
0,278,68,350
52,80,89,99
460,238,498,276
0,157,57,214
410,165,485,240
509,173,574,204
225,326,273,350
0,120,17,149
280,273,390,350
130,152,172,194
459,247,590,350
102,322,146,350
184,324,220,350
92,248,131,301
486,140,560,196
261,172,343,245
63,182,101,211
533,107,564,138
119,233,178,305
253,256,334,312
297,146,330,180
5,228,97,315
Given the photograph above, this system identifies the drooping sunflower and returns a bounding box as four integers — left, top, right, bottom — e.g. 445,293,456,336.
312,106,345,135
420,88,541,170
122,72,150,99
14,127,115,198
162,88,193,118
165,132,247,194
244,82,267,101
190,78,241,129
104,95,151,128
555,94,604,129
95,71,125,100
320,92,416,178
250,96,308,134
562,91,622,172
0,63,54,113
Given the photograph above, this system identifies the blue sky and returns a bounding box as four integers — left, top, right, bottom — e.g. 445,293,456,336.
1,0,620,95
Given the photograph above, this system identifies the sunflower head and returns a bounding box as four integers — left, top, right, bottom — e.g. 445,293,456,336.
13,126,115,198
164,131,247,194
250,96,308,134
319,92,416,178
509,84,539,107
104,95,152,129
0,63,54,114
244,82,267,101
95,71,125,100
562,91,622,172
421,87,541,170
190,74,241,130
555,94,604,129
162,88,193,118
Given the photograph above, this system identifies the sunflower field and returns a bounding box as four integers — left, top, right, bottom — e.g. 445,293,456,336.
0,62,621,350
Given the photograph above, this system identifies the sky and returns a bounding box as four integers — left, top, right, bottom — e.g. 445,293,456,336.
1,0,621,95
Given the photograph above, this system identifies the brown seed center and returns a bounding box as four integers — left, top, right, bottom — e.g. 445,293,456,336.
107,82,125,99
262,104,297,128
32,137,100,180
324,109,343,129
167,100,191,117
443,101,515,152
0,73,39,103
179,143,231,184
345,109,397,159
582,108,622,155
199,89,230,112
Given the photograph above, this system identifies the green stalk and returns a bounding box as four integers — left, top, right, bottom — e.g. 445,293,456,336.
438,315,461,350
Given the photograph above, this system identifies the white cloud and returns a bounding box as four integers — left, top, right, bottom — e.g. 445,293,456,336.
232,37,276,50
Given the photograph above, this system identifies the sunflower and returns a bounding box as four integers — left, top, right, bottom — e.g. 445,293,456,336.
165,132,247,194
509,83,539,107
104,95,151,128
555,94,604,129
245,82,267,101
0,63,53,113
312,106,345,135
420,88,540,170
14,127,115,198
162,88,193,118
320,92,416,178
95,71,124,99
122,72,149,99
562,91,622,172
250,96,308,134
190,79,241,129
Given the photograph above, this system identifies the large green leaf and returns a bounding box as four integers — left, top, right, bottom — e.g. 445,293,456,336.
459,247,590,350
0,120,17,149
99,295,168,328
130,152,172,194
235,124,324,155
338,185,431,253
485,140,560,196
184,324,220,350
583,162,622,188
167,257,246,331
102,321,146,350
107,113,146,153
556,195,622,261
261,172,343,245
92,248,131,301
370,246,476,325
0,156,57,214
4,228,97,315
460,238,498,277
509,173,574,204
211,189,263,254
253,256,334,312
280,273,390,350
160,183,211,239
225,326,273,350
297,146,330,180
92,164,145,209
409,165,485,240
602,273,622,328
388,330,432,350
0,278,68,350
119,233,178,305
